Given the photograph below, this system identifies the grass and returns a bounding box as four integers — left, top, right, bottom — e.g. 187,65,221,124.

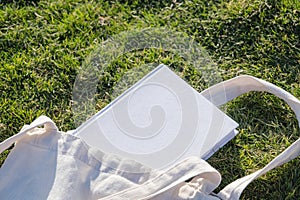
0,0,299,199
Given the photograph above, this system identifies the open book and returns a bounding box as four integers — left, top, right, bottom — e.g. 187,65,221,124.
73,64,238,169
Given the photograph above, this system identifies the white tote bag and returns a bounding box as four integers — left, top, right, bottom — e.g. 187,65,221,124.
0,75,300,199
0,118,221,200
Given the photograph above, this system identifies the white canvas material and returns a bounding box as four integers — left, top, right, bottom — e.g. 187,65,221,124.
0,116,221,200
0,75,300,199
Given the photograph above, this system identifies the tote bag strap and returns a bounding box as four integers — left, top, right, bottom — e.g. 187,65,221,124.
200,75,300,199
0,115,57,154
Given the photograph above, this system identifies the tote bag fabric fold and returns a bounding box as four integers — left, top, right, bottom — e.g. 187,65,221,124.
0,116,220,200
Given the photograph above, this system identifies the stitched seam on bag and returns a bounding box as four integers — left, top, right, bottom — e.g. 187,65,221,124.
103,159,204,198
17,138,153,181
17,130,107,167
17,140,208,197
17,140,156,188
18,140,107,170
114,162,221,199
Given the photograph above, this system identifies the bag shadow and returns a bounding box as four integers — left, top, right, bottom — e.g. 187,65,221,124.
207,92,300,199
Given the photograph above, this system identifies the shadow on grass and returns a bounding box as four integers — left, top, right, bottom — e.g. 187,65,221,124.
114,0,173,11
208,92,300,199
0,0,39,7
190,0,299,81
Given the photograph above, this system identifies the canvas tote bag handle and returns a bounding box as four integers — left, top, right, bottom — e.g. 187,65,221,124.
0,115,58,154
200,75,300,199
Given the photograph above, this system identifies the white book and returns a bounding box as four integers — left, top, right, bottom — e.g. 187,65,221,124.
73,64,238,169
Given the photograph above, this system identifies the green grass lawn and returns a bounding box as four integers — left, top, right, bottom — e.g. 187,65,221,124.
0,0,300,199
